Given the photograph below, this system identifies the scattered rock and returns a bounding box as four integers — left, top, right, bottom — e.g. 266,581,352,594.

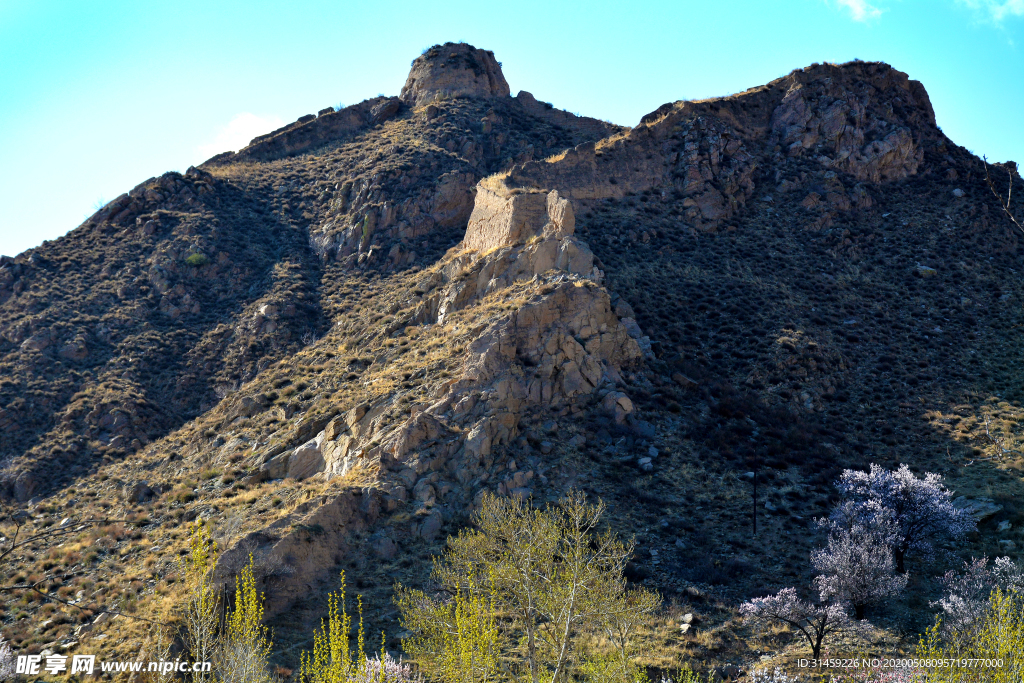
602,391,634,423
233,396,263,419
672,372,698,388
915,264,937,278
998,520,1013,532
260,452,291,480
126,481,154,503
370,533,398,560
20,329,51,352
953,188,965,198
632,420,656,439
509,487,532,501
953,496,1003,522
13,472,36,502
714,664,742,682
58,337,89,361
370,97,401,125
418,510,444,541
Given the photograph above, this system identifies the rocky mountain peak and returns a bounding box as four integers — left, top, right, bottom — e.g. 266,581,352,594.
400,42,510,107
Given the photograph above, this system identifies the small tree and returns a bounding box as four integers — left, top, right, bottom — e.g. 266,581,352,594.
740,587,851,660
396,491,659,683
396,574,502,683
812,522,907,619
299,572,377,683
594,584,662,683
217,554,274,683
182,522,220,683
919,586,1024,683
830,464,975,573
931,556,1024,649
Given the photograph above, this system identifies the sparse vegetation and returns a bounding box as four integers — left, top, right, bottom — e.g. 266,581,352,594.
1,46,1022,682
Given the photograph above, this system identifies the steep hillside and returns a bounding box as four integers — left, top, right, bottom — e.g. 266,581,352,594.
2,44,1024,675
0,42,619,502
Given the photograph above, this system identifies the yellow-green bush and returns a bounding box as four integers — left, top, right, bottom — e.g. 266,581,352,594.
917,587,1024,683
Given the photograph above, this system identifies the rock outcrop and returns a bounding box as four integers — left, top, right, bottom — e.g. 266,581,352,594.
487,60,936,233
400,43,510,107
207,59,955,612
464,185,575,252
217,96,403,164
219,186,646,613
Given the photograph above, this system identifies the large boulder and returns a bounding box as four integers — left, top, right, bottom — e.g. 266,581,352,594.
400,43,510,107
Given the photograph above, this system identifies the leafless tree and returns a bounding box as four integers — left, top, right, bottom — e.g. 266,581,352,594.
0,505,158,624
983,157,1023,233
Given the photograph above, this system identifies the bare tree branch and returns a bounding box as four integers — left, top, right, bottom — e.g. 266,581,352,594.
0,507,161,624
983,156,1023,233
0,569,165,625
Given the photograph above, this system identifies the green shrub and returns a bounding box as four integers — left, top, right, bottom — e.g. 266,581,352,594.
918,587,1024,682
186,253,211,267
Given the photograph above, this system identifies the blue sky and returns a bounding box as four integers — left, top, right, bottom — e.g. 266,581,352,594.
1,0,1022,257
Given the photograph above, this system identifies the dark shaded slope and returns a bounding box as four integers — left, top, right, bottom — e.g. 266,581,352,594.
0,169,329,498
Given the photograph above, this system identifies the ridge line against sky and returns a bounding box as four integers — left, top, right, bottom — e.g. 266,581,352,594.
0,0,1022,257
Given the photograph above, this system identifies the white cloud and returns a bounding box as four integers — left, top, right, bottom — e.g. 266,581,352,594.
196,113,285,161
958,0,1024,23
834,0,885,21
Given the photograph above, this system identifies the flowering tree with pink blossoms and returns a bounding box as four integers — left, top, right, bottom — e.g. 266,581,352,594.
931,555,1024,648
740,587,851,660
812,522,908,620
830,464,975,573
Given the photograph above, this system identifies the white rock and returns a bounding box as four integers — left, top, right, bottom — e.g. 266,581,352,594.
287,439,324,480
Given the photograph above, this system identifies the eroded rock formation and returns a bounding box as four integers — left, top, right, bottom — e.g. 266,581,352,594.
217,186,647,611
400,43,510,107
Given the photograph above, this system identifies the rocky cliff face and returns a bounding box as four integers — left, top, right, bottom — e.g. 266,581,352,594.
400,42,510,107
3,46,1023,671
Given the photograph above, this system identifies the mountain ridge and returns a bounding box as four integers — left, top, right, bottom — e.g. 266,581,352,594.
2,42,1023,674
